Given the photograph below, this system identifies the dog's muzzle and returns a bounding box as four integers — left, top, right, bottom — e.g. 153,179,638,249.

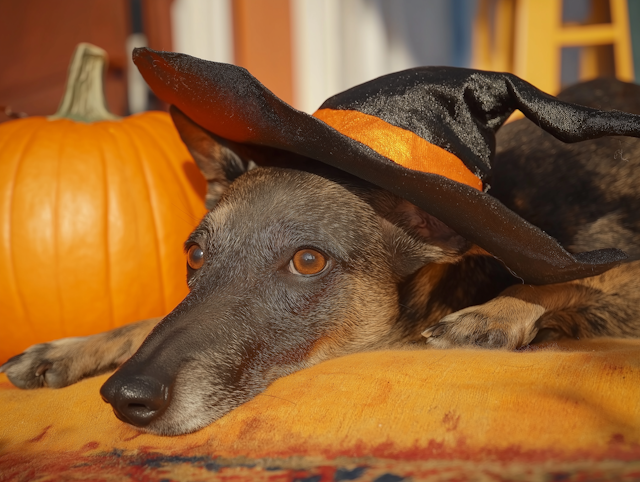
100,373,172,427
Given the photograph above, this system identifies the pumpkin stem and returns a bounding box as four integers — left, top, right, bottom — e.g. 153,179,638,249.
49,43,121,123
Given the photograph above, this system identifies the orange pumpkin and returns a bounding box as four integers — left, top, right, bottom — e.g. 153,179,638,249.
0,44,207,363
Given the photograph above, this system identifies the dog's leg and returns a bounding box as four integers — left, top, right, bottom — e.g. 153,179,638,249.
422,261,640,349
0,318,158,389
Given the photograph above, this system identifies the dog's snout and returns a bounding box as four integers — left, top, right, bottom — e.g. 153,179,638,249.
100,374,171,428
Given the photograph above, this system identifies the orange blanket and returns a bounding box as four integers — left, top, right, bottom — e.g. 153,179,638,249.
2,339,640,481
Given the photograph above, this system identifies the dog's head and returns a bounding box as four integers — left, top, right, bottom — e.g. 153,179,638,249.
100,109,472,435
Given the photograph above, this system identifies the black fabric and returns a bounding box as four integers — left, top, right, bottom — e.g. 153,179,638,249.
321,67,640,181
133,48,635,285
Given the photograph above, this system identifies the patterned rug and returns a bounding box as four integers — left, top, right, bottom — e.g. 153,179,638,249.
2,339,640,481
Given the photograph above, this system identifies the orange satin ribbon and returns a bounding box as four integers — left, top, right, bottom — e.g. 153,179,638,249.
314,108,483,191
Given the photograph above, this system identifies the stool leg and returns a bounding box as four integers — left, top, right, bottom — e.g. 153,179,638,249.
472,0,493,71
580,0,614,81
473,0,515,72
494,0,515,72
513,0,563,94
610,0,635,81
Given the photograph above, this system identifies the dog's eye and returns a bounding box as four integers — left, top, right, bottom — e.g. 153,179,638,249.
187,244,204,270
290,249,327,275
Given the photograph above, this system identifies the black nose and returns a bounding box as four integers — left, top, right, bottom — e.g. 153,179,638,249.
100,374,172,427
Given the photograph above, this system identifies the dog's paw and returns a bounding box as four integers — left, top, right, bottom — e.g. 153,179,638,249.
422,297,544,350
0,337,88,389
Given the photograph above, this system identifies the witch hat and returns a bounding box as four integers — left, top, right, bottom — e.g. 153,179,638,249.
133,47,640,285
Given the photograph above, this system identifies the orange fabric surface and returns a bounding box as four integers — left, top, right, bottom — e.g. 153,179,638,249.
313,108,484,191
2,338,640,467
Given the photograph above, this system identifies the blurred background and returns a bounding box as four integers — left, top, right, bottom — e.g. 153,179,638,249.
1,0,639,120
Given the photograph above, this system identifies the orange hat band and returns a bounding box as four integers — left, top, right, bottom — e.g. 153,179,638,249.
313,108,483,191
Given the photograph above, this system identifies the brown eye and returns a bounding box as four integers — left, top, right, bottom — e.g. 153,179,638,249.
187,244,204,270
290,249,327,275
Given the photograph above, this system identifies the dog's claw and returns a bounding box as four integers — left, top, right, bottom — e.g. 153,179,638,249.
35,362,53,378
422,324,445,339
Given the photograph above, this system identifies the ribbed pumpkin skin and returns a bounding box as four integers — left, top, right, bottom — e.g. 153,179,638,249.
0,112,207,363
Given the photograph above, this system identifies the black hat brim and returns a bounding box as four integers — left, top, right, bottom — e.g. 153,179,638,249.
133,48,626,285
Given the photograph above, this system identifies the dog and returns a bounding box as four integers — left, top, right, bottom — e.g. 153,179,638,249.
2,77,640,436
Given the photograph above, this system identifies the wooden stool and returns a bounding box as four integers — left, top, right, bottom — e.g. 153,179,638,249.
473,0,635,95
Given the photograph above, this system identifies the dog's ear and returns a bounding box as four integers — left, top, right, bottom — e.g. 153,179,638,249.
378,197,471,277
170,106,258,209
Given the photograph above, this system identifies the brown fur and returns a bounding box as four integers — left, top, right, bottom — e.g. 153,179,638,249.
1,319,158,389
424,260,640,349
2,78,640,436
